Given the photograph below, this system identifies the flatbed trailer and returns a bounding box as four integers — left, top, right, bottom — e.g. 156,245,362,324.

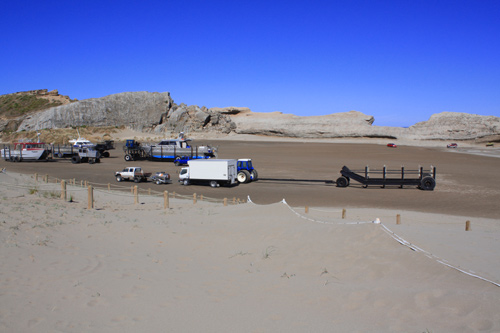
336,165,436,190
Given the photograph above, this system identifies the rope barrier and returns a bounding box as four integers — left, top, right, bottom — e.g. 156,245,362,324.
379,223,500,288
2,175,498,288
248,195,500,288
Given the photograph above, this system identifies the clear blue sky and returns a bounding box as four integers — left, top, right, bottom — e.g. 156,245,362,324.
1,1,499,127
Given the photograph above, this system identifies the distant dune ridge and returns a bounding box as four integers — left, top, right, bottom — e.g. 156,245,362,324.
4,90,500,142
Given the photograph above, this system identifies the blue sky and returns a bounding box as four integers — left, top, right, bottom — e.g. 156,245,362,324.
1,1,499,127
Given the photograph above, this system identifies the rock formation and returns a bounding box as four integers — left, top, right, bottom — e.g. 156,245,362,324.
4,90,500,142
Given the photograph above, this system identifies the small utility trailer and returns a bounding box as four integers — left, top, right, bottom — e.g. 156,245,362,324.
336,165,436,190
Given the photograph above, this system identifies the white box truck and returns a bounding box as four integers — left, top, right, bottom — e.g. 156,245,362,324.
178,159,238,187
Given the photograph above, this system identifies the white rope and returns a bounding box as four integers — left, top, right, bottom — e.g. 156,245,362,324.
281,198,376,225
380,223,500,287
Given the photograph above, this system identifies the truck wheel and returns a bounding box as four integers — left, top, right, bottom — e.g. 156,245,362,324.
420,176,436,191
250,169,259,181
124,154,132,161
134,177,140,183
237,170,251,183
156,180,161,185
210,180,218,188
103,151,110,158
89,158,95,164
116,175,123,182
336,176,349,187
174,156,181,166
71,156,80,164
183,179,189,186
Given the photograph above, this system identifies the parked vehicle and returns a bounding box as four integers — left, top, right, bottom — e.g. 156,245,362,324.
486,142,494,147
115,167,152,183
447,143,458,148
178,159,238,187
94,140,115,157
71,147,101,164
150,171,171,185
236,159,258,183
1,141,51,162
387,143,397,148
54,135,114,158
123,133,217,162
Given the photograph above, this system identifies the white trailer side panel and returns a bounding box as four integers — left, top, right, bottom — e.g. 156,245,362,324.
187,159,237,181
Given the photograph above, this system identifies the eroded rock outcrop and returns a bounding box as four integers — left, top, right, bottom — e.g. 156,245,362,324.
405,112,500,140
17,91,173,132
8,90,500,141
15,91,238,135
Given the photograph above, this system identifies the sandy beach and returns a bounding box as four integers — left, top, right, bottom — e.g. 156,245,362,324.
1,131,500,332
1,165,499,332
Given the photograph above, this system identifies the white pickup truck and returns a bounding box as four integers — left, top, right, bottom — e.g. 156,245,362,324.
115,167,152,183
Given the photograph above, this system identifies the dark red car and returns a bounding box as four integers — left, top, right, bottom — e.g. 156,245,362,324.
387,143,397,148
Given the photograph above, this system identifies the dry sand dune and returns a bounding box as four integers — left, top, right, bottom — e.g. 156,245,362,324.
1,171,499,332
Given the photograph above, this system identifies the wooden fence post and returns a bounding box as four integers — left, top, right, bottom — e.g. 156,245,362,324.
342,208,346,219
35,173,38,182
134,186,139,204
193,193,197,204
396,214,401,225
45,174,49,183
87,186,94,209
164,191,169,209
465,220,471,231
224,198,227,206
61,180,66,201
305,206,309,214
108,183,111,191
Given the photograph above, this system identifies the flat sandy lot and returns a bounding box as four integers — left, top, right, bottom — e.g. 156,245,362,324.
2,139,499,218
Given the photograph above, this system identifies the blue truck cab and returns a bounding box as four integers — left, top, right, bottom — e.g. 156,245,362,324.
236,159,258,183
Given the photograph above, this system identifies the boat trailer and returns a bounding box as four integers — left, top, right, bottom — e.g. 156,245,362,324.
336,165,436,190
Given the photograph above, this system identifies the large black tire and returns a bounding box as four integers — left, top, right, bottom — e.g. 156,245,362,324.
156,180,161,185
88,158,95,164
124,154,132,162
116,175,123,182
250,169,259,181
237,170,251,183
420,176,436,191
134,177,140,183
174,156,181,166
183,179,189,186
210,180,218,188
71,156,80,164
336,176,349,187
103,151,110,158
